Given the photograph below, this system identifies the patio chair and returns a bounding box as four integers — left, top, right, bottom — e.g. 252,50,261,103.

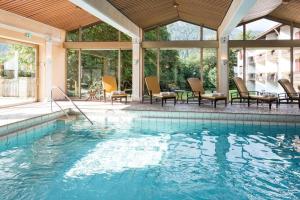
231,77,278,110
187,78,227,108
102,75,127,104
278,79,300,108
144,76,176,106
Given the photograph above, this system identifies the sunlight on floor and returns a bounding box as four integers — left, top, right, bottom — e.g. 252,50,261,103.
65,134,170,178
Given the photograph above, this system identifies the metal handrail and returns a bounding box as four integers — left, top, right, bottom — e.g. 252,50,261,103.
51,86,94,125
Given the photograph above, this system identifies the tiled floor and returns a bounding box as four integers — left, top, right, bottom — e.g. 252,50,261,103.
0,100,299,127
0,97,35,108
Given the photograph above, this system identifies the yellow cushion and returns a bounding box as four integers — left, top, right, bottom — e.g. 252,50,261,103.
145,76,161,94
278,79,298,98
102,75,117,93
233,77,249,98
187,78,205,94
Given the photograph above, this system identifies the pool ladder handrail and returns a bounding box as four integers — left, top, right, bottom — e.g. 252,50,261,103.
50,86,94,125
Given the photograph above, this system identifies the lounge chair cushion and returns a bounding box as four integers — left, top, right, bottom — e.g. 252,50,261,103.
102,75,118,93
278,79,299,98
153,92,176,98
111,91,126,95
145,76,161,94
233,77,249,98
187,78,205,94
201,94,227,100
249,95,277,101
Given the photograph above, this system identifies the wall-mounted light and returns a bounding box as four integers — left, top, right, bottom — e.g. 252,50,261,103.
173,2,179,8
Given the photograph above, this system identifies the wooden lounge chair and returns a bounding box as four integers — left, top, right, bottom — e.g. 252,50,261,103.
102,75,127,104
278,79,300,108
144,76,176,106
231,77,278,109
187,78,227,108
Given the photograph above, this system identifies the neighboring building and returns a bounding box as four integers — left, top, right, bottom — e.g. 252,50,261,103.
235,25,300,93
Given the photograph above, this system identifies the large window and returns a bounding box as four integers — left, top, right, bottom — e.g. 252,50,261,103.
203,48,217,91
294,48,300,91
0,39,37,107
81,50,118,97
245,48,290,93
144,21,217,41
66,49,121,98
229,48,244,92
66,22,131,42
67,50,79,97
160,49,200,90
121,50,132,90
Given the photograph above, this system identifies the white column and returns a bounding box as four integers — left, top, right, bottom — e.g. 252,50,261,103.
217,36,229,95
217,0,257,96
132,33,143,101
45,40,53,101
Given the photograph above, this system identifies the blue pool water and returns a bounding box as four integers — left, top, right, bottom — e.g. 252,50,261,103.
0,114,300,200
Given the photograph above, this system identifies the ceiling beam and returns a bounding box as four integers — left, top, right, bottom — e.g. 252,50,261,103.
142,41,218,49
265,15,300,29
0,9,64,42
218,0,257,37
69,0,140,38
63,41,132,49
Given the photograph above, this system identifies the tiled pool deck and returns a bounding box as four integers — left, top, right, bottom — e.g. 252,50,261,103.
0,100,299,130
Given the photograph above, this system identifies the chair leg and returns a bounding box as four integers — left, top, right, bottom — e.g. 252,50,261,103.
150,95,153,104
276,100,278,108
125,97,127,104
161,98,164,107
214,100,217,108
269,102,272,110
174,97,176,105
248,98,250,107
198,97,201,106
225,99,227,106
257,100,259,106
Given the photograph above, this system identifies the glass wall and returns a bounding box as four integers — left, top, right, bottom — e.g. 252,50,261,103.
203,48,217,91
245,19,283,40
229,18,300,95
81,50,118,97
144,20,217,41
66,49,120,98
66,22,131,42
294,48,300,91
144,49,158,77
229,26,243,40
160,49,200,90
66,21,132,99
66,50,79,97
203,28,217,40
121,50,132,90
229,48,244,92
245,48,290,93
0,40,37,106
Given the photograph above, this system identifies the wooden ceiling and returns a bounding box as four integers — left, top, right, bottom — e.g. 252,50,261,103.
0,0,99,31
269,0,300,25
108,0,233,30
1,0,300,32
